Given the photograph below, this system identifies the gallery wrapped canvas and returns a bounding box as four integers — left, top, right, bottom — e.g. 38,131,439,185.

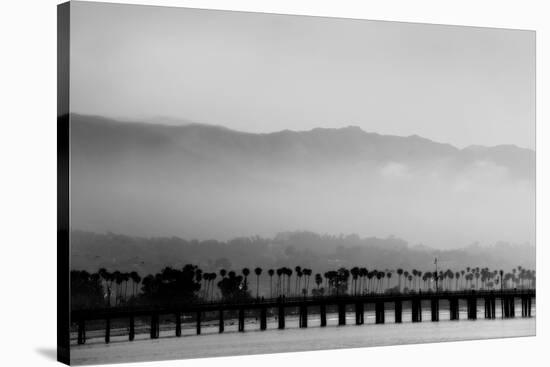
58,1,535,365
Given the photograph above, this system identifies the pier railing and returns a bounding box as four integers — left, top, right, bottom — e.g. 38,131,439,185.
72,289,535,345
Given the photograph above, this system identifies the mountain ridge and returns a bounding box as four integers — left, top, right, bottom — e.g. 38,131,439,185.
70,113,534,180
71,113,534,153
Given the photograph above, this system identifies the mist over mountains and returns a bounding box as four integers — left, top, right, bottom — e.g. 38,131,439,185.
71,230,535,277
70,114,534,249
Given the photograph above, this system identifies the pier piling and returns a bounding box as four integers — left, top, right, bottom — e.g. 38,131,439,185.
449,298,459,320
196,311,201,335
77,319,86,345
467,297,477,320
299,304,308,328
431,299,439,322
338,302,346,325
411,299,422,322
175,313,181,337
503,297,515,318
395,300,402,323
260,307,267,330
150,313,160,339
278,305,285,329
521,296,531,317
484,297,495,319
105,318,110,343
129,315,135,340
355,302,364,325
320,303,327,327
219,309,224,333
375,301,385,324
238,308,245,332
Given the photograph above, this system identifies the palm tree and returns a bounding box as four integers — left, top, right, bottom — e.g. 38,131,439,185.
367,271,374,293
98,268,112,306
350,266,359,295
276,268,283,296
286,268,293,297
254,267,262,299
360,268,368,294
242,268,250,291
375,271,383,293
294,266,302,296
123,273,131,301
396,268,403,292
129,271,140,298
296,268,304,296
220,269,227,278
210,273,217,300
315,273,322,291
303,268,312,295
268,269,274,298
113,270,122,305
201,272,209,300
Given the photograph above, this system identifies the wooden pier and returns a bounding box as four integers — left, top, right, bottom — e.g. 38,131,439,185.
72,289,535,345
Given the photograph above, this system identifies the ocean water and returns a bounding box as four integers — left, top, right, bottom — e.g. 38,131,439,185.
71,301,535,365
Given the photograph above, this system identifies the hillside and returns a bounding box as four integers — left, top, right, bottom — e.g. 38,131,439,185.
69,114,535,248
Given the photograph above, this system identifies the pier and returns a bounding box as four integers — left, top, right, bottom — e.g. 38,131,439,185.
72,289,535,345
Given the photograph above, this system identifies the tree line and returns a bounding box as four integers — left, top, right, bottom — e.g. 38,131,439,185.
71,264,535,309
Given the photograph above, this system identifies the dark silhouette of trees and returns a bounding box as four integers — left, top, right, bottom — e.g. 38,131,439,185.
303,268,312,295
71,270,105,309
71,263,536,311
141,265,202,304
122,272,130,301
350,267,359,295
129,271,141,298
359,268,367,294
326,268,350,296
113,271,123,305
397,268,403,292
203,273,217,301
217,270,251,302
315,273,322,289
276,268,283,297
268,269,274,298
294,266,302,296
98,268,112,306
254,267,262,298
286,268,293,297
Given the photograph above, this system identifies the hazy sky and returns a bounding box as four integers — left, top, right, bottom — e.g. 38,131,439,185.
71,2,535,149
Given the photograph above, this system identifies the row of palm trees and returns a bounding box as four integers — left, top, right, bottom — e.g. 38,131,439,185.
80,265,535,305
96,268,141,306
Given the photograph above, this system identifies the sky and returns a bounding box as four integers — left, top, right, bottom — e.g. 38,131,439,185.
70,1,535,149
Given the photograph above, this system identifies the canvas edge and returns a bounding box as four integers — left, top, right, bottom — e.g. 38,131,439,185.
58,1,71,365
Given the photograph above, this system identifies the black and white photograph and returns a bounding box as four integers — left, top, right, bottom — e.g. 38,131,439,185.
58,1,536,365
